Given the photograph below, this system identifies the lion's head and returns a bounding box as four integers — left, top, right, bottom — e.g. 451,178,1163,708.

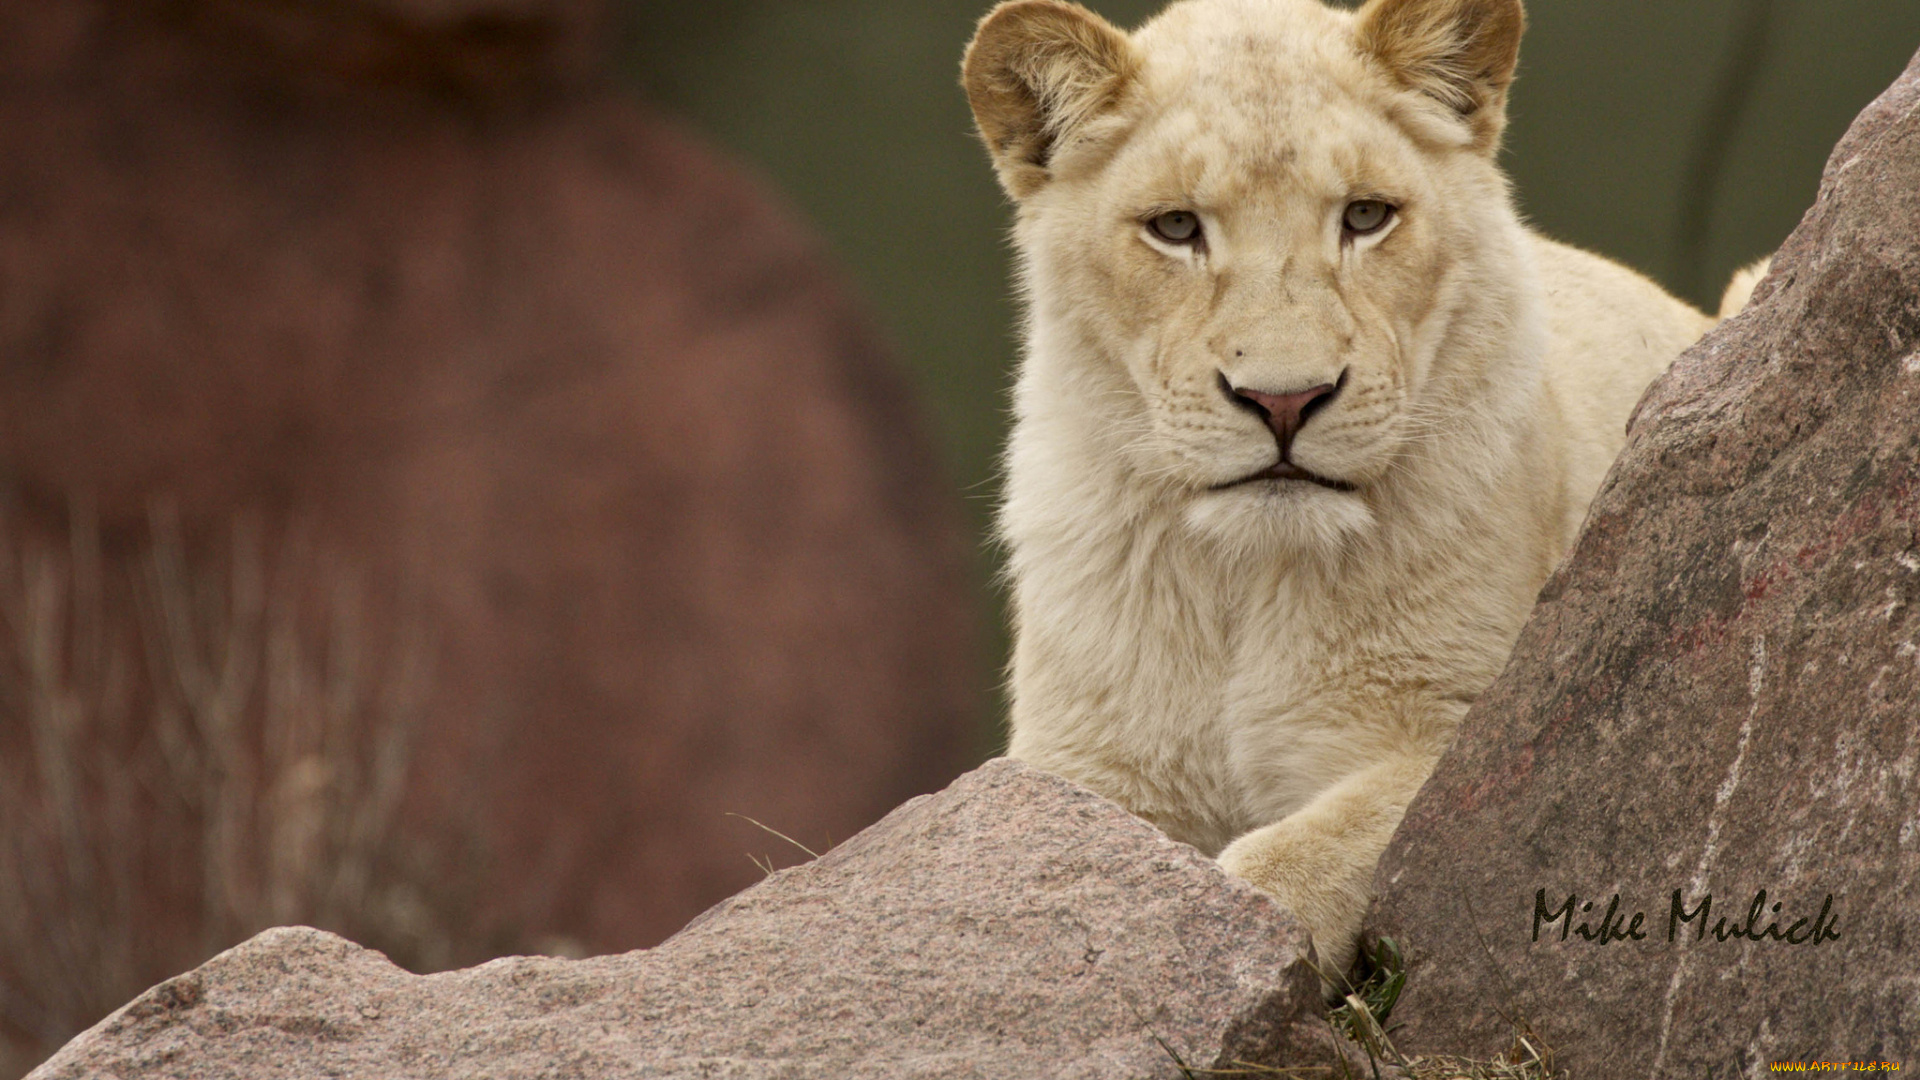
966,0,1541,551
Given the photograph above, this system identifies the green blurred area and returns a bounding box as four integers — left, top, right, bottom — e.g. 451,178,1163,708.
625,0,1920,742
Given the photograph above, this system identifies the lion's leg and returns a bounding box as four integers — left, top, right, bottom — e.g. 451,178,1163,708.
1217,752,1437,984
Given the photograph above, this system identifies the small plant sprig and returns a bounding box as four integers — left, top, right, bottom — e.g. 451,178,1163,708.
1331,935,1407,1055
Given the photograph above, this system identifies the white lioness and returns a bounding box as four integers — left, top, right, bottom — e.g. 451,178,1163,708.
963,0,1740,975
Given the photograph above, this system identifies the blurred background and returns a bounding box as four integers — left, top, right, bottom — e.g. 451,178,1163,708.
1,0,1915,1074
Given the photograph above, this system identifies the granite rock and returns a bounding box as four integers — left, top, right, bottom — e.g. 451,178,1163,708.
29,760,1348,1080
1366,46,1920,1080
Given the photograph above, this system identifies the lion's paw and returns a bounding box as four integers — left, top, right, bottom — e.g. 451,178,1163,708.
1218,818,1371,982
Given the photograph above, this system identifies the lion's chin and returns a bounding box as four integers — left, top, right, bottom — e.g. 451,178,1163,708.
1182,479,1375,555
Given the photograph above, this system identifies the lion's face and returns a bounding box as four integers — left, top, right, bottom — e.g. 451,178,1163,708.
968,0,1530,547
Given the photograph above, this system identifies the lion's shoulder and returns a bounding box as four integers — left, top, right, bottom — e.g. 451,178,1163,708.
1527,234,1714,542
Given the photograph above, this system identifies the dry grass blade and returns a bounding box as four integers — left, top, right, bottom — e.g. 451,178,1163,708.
1403,1030,1562,1080
725,812,823,861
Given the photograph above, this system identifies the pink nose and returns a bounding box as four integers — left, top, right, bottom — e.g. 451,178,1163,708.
1230,380,1340,456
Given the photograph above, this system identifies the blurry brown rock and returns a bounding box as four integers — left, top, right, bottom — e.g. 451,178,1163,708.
28,760,1348,1080
0,0,981,1069
1366,47,1920,1079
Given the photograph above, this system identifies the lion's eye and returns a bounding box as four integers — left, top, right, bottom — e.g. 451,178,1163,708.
1342,199,1395,236
1147,211,1201,244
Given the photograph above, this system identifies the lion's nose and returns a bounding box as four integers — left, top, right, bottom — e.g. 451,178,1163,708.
1222,373,1343,457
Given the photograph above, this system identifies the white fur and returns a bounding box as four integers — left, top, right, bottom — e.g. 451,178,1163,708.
965,0,1720,977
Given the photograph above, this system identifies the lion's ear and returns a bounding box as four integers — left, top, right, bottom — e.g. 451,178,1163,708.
962,0,1141,199
1355,0,1525,152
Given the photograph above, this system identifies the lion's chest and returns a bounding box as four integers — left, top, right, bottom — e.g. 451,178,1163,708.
1005,540,1361,854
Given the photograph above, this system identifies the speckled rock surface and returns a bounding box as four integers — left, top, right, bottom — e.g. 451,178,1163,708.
1367,47,1920,1080
29,760,1348,1080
